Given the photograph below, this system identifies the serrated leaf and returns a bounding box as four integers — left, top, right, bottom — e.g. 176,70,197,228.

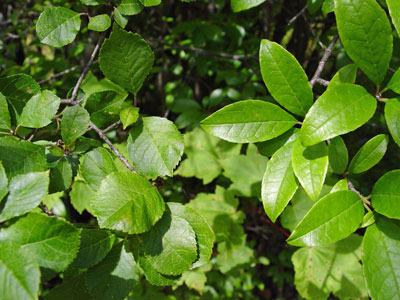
0,162,8,201
61,106,90,145
301,83,376,146
36,7,81,47
91,172,165,234
99,26,154,94
201,100,297,143
259,40,312,116
281,188,314,232
231,0,266,12
287,190,364,247
88,14,111,32
72,229,116,269
70,181,95,214
328,64,357,90
80,148,118,191
387,68,400,94
262,141,298,222
44,273,92,300
387,0,400,37
348,134,388,174
328,136,348,174
372,170,400,219
117,0,143,15
120,106,139,129
0,242,40,300
138,255,180,286
385,98,400,147
127,117,184,178
0,172,49,222
363,216,400,300
0,212,80,271
292,234,367,300
0,92,11,130
335,0,392,84
292,140,328,201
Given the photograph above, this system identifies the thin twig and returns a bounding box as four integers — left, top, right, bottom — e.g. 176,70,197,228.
103,120,122,133
38,66,79,85
310,34,339,88
315,78,330,87
27,129,38,142
288,5,307,25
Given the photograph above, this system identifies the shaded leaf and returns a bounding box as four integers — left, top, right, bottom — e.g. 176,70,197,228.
231,0,266,12
385,98,400,147
328,136,348,174
44,273,92,300
0,92,11,130
281,188,314,232
0,162,8,201
328,64,357,89
70,181,95,214
372,170,400,219
387,68,400,94
88,14,111,32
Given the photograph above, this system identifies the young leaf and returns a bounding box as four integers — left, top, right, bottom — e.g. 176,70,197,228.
0,212,80,272
387,0,400,36
328,64,357,90
231,0,266,12
113,7,128,28
292,140,328,202
348,134,388,174
88,14,111,32
70,181,95,214
127,117,184,178
301,83,376,146
287,190,364,247
328,136,348,174
330,179,348,193
36,7,81,48
387,68,400,94
0,242,40,300
262,141,298,222
61,106,91,145
0,171,49,222
201,100,298,143
19,90,60,128
259,40,313,116
120,106,139,129
372,170,400,219
0,162,8,201
363,216,400,300
91,172,165,234
0,92,11,130
385,98,400,148
117,0,143,15
99,26,154,94
335,0,392,84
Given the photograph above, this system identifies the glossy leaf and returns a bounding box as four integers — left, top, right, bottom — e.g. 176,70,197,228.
0,212,80,271
99,26,154,94
88,14,111,32
259,40,313,116
117,0,143,15
387,68,400,94
262,141,298,222
328,64,357,90
335,0,392,84
127,117,184,178
0,92,11,130
231,0,266,12
348,134,388,174
201,100,297,143
385,98,400,147
0,171,49,222
363,216,400,300
287,190,364,247
120,106,139,129
292,140,328,202
91,172,165,234
257,127,299,157
387,0,400,36
113,8,128,28
0,162,8,201
139,0,161,6
328,136,348,174
372,170,400,219
36,7,81,47
361,211,376,228
330,179,348,193
301,83,377,146
0,242,40,300
61,106,91,145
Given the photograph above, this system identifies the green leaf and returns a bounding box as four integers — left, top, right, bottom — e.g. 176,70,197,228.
348,134,388,174
99,26,154,94
287,190,364,247
387,68,400,94
259,40,313,116
81,0,107,5
292,140,328,202
307,0,324,14
61,106,91,145
70,181,95,214
387,0,400,36
328,136,348,174
0,136,47,179
72,229,116,269
0,92,11,130
301,83,376,146
201,100,297,143
363,216,400,300
127,117,184,178
138,255,180,286
257,127,299,157
322,0,334,14
330,179,348,193
335,0,392,84
328,64,357,90
117,0,143,15
91,172,165,234
36,7,81,48
80,148,118,191
44,273,92,300
0,242,40,300
86,241,140,300
230,0,266,12
140,204,198,275
19,90,60,128
0,162,8,201
167,203,215,269
215,237,254,273
88,14,111,32
281,188,314,232
113,8,128,28
0,212,80,271
49,157,73,193
262,141,298,222
0,171,49,222
292,234,367,299
361,211,376,228
139,0,161,6
385,98,400,148
120,106,139,129
372,170,400,219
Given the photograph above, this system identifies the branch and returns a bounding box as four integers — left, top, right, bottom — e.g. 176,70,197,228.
310,34,339,88
38,66,79,85
288,5,307,25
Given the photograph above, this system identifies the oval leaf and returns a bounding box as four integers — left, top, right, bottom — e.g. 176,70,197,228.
120,106,139,129
61,106,90,145
328,136,348,174
372,170,400,219
385,98,400,147
201,100,297,143
259,40,313,116
117,0,143,15
387,0,400,37
88,14,111,32
287,190,364,247
301,83,377,146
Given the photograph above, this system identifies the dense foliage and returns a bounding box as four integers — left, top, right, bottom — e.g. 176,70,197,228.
1,0,400,299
